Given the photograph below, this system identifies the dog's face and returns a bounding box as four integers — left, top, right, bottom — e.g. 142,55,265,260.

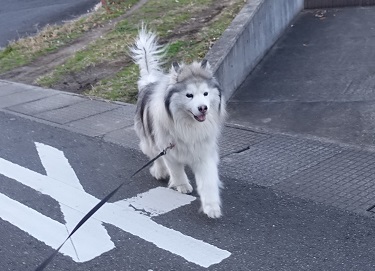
165,61,222,123
183,81,213,122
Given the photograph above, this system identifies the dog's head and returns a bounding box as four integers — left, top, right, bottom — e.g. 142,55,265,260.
165,60,223,123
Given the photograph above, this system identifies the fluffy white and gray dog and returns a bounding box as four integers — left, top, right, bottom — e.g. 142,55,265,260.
131,28,226,218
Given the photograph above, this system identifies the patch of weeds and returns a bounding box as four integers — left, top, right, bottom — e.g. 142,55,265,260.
166,41,186,58
36,50,95,87
36,33,131,87
83,0,244,103
38,0,217,87
13,0,247,104
86,64,139,103
0,0,139,73
0,45,29,71
128,0,212,37
0,46,13,58
207,1,245,35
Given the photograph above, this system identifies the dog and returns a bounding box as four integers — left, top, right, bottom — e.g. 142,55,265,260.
131,27,226,218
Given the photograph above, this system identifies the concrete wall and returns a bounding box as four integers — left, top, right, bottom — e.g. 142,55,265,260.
206,0,304,100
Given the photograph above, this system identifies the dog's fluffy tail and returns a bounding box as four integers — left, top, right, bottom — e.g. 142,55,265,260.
131,27,165,88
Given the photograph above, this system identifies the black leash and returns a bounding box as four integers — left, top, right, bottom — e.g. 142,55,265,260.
34,144,175,271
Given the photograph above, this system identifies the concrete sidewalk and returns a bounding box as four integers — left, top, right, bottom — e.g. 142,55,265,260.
228,6,375,149
1,78,375,219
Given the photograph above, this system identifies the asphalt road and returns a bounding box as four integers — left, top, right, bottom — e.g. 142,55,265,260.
1,110,375,271
0,0,98,47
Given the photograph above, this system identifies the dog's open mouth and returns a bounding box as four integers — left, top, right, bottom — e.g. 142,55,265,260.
194,114,206,122
189,110,206,122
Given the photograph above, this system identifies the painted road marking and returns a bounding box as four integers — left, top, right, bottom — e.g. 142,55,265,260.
36,142,115,262
0,193,113,262
0,142,231,267
119,186,197,216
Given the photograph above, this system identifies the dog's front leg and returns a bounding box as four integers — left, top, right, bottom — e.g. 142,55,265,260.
164,156,193,194
192,157,222,218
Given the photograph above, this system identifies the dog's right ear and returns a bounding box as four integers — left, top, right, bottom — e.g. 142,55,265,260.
172,62,180,73
170,62,181,83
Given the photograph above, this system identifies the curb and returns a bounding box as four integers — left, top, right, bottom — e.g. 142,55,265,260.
206,0,304,100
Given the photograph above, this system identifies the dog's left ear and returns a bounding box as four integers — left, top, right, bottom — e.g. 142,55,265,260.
200,59,211,71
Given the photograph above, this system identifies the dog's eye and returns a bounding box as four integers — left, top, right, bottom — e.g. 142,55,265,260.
204,92,208,96
186,93,193,98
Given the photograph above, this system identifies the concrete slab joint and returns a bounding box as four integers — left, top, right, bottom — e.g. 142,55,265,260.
305,0,375,9
206,0,304,100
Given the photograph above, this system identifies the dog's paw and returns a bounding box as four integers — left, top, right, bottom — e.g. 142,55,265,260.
150,164,169,180
170,183,193,194
202,202,222,219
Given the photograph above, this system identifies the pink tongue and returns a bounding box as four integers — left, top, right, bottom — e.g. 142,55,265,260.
197,114,206,121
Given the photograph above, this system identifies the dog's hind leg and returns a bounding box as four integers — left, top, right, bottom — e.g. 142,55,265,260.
191,156,222,218
164,157,193,194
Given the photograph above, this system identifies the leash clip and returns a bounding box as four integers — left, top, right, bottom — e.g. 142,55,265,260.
163,143,175,155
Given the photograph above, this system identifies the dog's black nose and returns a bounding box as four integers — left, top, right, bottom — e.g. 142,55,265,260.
198,105,208,113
